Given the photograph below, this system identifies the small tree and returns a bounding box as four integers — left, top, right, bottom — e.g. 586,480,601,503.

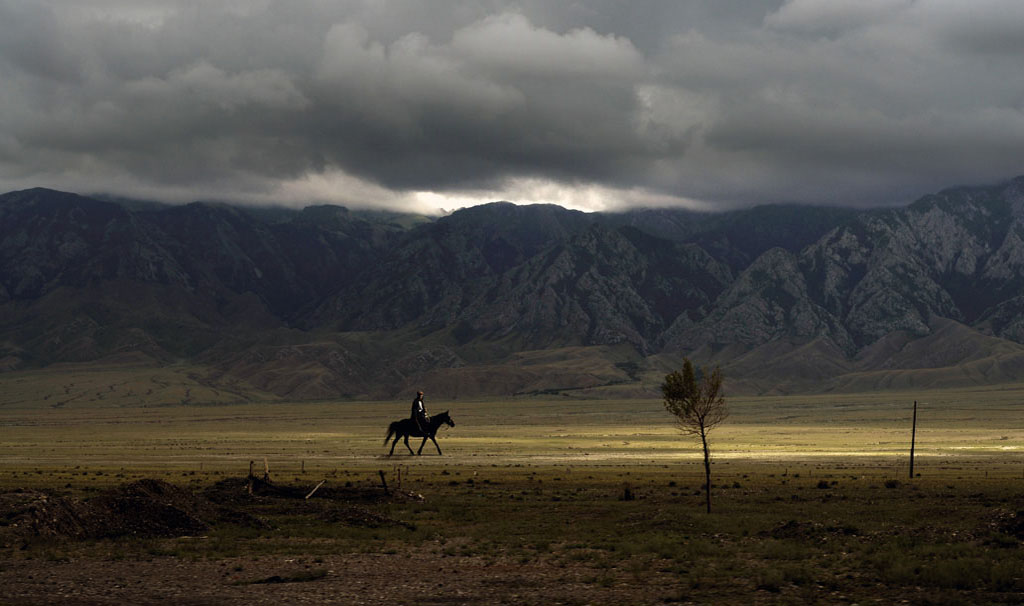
662,358,727,513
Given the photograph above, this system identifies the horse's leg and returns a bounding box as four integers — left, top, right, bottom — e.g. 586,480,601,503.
403,435,415,455
417,437,429,455
430,436,442,456
388,434,400,456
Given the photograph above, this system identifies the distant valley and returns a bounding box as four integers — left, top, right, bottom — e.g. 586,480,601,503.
4,177,1024,401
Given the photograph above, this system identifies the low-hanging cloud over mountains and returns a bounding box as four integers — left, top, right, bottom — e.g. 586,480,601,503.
1,0,1023,212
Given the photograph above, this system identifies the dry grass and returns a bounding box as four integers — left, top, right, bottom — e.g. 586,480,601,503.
0,381,1022,604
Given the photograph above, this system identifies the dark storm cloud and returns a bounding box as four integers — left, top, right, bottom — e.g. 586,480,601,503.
0,0,1022,211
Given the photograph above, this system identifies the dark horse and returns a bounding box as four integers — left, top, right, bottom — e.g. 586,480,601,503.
384,410,455,456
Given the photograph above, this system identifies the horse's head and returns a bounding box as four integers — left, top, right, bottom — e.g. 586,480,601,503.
438,410,455,428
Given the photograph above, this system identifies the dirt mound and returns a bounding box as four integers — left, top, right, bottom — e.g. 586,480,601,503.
0,480,214,543
115,478,200,502
0,489,93,541
1,477,418,546
86,494,209,539
0,479,266,544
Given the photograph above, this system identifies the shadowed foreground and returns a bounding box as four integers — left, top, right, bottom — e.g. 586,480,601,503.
1,464,1023,605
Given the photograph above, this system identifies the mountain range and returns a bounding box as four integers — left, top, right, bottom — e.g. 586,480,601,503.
4,177,1024,400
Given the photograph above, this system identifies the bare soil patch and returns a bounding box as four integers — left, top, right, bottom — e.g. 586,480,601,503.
0,477,415,546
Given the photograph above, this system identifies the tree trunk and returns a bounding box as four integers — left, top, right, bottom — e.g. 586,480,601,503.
700,427,711,514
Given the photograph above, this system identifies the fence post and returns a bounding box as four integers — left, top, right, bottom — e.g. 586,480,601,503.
909,401,917,479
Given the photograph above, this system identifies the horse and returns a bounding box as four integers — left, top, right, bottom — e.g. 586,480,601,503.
384,410,455,456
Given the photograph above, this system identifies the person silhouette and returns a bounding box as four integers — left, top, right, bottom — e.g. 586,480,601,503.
410,391,429,434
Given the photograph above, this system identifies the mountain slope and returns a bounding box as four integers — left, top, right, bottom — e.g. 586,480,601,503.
4,178,1024,398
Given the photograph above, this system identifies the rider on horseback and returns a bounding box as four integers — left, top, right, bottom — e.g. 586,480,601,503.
411,390,429,434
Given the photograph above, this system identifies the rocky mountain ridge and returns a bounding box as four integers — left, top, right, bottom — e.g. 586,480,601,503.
3,178,1024,399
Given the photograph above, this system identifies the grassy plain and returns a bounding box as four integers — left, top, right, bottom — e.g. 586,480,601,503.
1,383,1023,605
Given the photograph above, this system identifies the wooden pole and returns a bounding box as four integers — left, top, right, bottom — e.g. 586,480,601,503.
909,401,917,479
378,470,389,495
263,457,270,482
305,480,326,500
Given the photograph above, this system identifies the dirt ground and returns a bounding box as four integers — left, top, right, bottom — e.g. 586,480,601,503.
0,479,696,606
0,477,881,605
2,475,1022,605
1,548,708,606
0,478,697,606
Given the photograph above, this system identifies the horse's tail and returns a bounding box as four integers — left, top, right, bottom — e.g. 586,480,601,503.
384,422,397,445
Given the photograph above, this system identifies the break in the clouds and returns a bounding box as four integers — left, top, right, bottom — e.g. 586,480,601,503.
1,0,1023,212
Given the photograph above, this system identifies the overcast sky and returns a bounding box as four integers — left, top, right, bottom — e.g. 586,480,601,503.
1,0,1023,212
